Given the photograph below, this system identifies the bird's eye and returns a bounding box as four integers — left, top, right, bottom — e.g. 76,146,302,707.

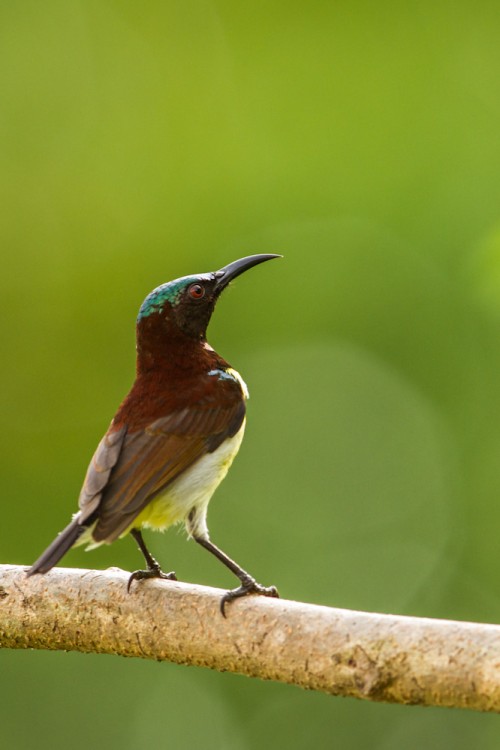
188,283,205,300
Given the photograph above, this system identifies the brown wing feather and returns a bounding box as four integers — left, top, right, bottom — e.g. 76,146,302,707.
91,396,245,542
78,425,127,522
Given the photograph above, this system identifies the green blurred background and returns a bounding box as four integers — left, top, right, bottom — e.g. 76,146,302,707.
2,0,500,746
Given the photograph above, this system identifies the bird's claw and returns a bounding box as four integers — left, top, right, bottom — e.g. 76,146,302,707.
220,577,279,617
127,564,177,592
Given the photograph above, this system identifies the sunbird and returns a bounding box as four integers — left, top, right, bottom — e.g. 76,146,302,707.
28,254,280,614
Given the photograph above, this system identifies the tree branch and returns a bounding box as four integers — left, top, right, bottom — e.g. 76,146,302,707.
1,564,499,712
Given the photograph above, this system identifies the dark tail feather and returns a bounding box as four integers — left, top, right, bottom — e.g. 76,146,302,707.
27,518,85,576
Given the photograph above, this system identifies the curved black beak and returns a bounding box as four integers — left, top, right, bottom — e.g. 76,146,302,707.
214,254,281,293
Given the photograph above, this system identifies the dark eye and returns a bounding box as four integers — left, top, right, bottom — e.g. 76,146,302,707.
188,283,205,300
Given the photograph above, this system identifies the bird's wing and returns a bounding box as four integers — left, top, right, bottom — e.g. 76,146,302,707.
78,394,245,543
77,425,128,520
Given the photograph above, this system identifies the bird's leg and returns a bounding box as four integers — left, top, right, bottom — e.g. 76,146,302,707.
194,536,279,616
127,528,177,592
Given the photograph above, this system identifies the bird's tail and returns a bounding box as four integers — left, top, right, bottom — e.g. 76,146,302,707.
27,518,85,576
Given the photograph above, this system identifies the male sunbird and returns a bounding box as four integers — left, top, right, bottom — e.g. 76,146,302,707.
28,254,280,614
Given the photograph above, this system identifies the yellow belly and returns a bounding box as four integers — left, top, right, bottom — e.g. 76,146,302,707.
127,419,246,539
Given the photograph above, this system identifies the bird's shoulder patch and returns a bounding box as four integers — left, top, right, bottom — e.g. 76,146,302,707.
208,367,249,399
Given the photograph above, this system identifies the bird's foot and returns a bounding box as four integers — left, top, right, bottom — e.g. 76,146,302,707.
127,563,177,593
220,575,279,617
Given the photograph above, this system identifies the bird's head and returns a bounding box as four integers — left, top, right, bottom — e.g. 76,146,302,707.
136,254,281,349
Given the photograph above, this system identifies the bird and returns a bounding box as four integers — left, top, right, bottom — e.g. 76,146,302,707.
28,254,281,615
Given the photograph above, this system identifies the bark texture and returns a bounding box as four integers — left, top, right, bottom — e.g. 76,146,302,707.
1,564,499,712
